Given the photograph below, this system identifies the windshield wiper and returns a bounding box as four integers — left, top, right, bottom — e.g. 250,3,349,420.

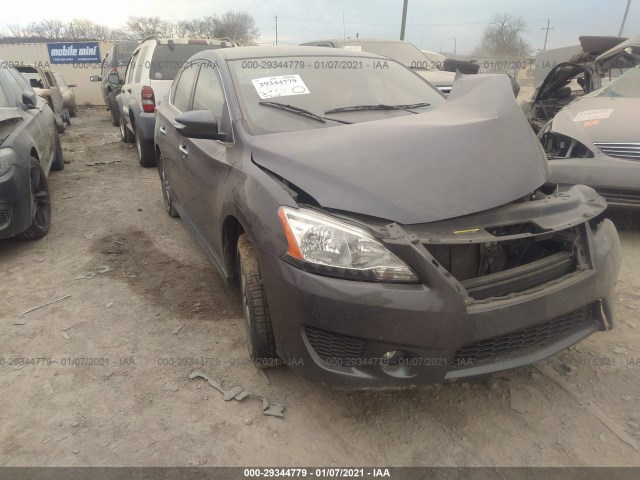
258,101,352,124
324,103,431,114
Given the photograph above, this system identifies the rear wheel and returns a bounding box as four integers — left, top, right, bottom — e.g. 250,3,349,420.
237,234,279,369
18,159,51,240
69,104,77,117
50,130,64,171
136,124,156,168
120,115,133,143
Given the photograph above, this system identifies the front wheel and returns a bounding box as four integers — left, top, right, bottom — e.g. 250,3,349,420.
50,130,65,171
237,234,279,369
18,159,51,240
158,153,178,217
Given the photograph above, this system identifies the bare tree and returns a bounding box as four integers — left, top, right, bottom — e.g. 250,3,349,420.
214,11,259,45
66,19,111,41
176,17,218,37
125,16,175,38
475,14,530,56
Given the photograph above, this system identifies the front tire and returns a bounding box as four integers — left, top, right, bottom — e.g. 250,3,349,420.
136,124,156,168
19,159,51,240
50,130,65,171
108,93,119,126
237,234,279,369
158,153,178,217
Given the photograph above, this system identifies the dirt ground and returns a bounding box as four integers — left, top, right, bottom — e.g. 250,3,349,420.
1,107,640,468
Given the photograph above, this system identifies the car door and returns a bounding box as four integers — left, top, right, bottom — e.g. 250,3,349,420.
43,70,64,116
179,60,232,254
158,62,200,209
4,68,53,169
121,49,139,126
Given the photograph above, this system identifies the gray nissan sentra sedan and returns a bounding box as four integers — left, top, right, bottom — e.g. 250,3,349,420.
154,46,621,388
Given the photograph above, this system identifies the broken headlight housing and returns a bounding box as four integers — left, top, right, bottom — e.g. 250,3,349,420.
278,206,418,283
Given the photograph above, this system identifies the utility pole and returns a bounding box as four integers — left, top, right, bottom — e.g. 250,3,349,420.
343,11,346,40
454,37,457,55
541,19,554,51
274,15,278,46
619,0,632,35
400,0,408,40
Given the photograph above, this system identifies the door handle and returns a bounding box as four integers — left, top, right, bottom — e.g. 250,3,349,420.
179,144,189,156
159,126,166,135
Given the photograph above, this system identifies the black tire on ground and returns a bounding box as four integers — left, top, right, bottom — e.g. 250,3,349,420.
69,105,77,117
237,234,279,369
50,130,65,171
120,115,134,143
18,158,51,240
443,58,480,74
108,93,119,126
55,114,65,134
158,152,178,217
135,124,156,168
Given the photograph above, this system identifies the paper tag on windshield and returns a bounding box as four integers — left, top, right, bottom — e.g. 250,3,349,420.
343,45,362,51
251,75,310,100
573,109,613,122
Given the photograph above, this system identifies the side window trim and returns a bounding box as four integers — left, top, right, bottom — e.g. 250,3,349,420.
134,46,149,83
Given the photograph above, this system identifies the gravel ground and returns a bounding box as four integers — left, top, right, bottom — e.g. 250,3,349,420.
1,108,639,467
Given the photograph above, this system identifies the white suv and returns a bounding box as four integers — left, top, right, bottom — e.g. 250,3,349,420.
117,37,234,167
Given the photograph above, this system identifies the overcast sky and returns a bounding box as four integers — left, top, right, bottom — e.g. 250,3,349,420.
3,0,639,54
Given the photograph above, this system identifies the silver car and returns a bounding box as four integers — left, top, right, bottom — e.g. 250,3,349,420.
540,65,640,209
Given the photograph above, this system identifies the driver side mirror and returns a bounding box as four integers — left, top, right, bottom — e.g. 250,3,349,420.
22,91,38,109
174,110,228,141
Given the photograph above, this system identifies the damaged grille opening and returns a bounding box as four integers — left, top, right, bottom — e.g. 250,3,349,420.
540,131,594,159
426,226,579,300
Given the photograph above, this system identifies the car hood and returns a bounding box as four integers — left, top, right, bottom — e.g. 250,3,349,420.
550,95,640,145
413,69,456,87
0,108,23,145
249,74,549,225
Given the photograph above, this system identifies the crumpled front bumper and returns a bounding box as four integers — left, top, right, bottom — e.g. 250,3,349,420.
257,186,621,388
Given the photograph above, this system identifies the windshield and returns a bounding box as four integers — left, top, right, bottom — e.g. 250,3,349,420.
228,55,445,135
342,41,432,69
150,44,225,81
597,65,640,98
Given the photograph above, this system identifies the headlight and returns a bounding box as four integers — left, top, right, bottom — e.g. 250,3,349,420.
278,206,419,283
0,148,14,176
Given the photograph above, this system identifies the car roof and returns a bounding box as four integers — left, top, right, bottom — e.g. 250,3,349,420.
596,34,640,63
193,45,387,61
302,38,409,46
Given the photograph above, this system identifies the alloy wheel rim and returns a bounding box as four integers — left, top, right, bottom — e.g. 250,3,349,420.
30,165,51,231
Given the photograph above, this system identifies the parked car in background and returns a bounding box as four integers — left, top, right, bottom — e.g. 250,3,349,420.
118,36,235,167
16,64,68,132
154,46,620,389
0,63,64,240
90,40,140,126
540,65,640,209
53,72,77,117
525,35,640,132
301,38,457,95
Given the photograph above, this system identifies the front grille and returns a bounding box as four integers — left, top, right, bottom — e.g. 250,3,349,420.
596,188,640,207
305,327,368,363
0,208,10,226
451,303,596,367
594,142,640,160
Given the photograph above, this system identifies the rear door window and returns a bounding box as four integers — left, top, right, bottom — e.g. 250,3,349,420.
134,46,149,83
127,51,139,84
150,44,221,81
